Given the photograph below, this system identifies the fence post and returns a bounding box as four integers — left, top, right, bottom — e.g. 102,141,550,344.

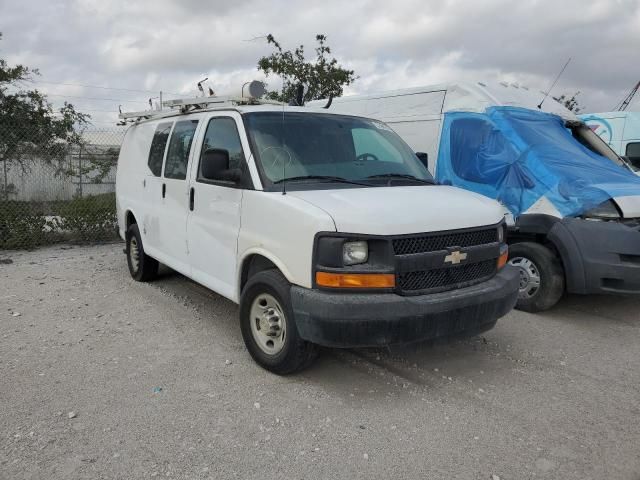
2,155,7,201
78,145,83,198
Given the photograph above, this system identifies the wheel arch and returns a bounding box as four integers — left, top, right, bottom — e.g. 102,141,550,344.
125,210,137,229
238,250,295,298
510,214,586,293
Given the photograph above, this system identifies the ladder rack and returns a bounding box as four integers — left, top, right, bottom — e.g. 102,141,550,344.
118,96,282,123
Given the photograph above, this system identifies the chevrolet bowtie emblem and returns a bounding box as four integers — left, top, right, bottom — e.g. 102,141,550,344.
444,250,467,265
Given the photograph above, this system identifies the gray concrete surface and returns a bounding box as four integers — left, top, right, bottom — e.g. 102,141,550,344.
1,243,639,480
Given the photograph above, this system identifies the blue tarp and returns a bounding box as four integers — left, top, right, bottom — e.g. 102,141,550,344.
436,106,640,218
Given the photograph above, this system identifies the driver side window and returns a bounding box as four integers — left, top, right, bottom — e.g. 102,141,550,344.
449,118,517,185
197,117,247,185
352,128,403,163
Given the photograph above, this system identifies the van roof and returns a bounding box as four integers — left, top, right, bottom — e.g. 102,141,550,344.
309,81,579,121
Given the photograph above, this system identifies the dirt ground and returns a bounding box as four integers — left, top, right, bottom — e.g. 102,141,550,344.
1,242,639,480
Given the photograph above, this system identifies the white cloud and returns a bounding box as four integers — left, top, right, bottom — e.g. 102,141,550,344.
1,0,639,125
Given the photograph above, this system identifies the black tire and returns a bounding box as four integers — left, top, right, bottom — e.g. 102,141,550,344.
508,242,565,313
240,269,318,375
126,223,159,282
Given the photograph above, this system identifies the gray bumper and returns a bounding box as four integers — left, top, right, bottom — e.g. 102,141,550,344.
548,218,640,294
290,266,519,348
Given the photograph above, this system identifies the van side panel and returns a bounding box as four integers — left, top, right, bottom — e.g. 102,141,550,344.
237,191,336,297
581,114,627,155
116,122,157,240
384,118,442,176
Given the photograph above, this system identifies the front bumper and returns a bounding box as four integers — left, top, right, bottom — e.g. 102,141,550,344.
548,218,640,295
290,265,519,348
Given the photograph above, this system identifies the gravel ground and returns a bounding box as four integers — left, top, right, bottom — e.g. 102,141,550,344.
1,242,639,480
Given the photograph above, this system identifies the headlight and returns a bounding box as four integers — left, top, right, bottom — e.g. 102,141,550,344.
583,200,620,220
343,241,368,266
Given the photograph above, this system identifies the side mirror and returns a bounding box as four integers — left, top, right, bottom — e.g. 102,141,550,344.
415,152,429,170
621,155,640,169
201,148,242,183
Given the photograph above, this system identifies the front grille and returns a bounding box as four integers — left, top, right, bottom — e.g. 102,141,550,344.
398,259,497,293
393,228,498,255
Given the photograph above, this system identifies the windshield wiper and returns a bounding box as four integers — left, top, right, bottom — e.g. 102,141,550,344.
273,175,371,186
365,173,435,184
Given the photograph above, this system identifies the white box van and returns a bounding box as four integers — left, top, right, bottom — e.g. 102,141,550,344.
312,82,640,312
580,111,640,172
116,95,518,374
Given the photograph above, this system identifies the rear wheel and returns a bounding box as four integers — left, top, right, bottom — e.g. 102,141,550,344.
508,242,564,312
240,270,318,374
126,223,159,282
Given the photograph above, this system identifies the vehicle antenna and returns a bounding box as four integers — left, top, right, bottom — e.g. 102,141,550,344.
537,57,571,110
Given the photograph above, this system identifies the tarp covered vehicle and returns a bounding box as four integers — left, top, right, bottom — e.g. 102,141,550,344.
315,82,640,311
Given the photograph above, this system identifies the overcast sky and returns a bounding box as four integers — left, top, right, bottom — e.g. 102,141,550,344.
1,0,639,127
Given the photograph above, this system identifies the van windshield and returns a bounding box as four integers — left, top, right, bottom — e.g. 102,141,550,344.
243,112,433,189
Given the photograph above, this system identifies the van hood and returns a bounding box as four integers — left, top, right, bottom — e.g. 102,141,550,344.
287,185,504,235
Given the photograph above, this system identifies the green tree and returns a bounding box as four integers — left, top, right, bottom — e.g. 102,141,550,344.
257,34,357,103
0,32,89,198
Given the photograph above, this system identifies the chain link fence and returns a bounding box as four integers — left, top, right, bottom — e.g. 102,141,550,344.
1,124,127,249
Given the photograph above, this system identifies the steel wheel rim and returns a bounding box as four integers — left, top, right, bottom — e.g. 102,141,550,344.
129,237,140,273
250,293,287,356
508,256,541,299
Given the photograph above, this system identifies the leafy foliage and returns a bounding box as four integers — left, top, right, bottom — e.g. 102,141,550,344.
0,32,89,187
0,193,117,249
257,34,357,103
56,193,118,241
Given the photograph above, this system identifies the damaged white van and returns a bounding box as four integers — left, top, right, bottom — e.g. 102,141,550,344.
314,82,640,312
116,93,518,374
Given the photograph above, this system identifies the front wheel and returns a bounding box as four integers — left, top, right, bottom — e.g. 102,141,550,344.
240,270,318,374
508,242,565,313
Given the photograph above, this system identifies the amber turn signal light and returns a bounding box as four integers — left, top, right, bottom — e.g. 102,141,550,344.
497,246,509,270
316,271,395,289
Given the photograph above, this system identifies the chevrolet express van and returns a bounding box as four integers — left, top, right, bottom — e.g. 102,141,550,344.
312,82,640,312
116,95,518,373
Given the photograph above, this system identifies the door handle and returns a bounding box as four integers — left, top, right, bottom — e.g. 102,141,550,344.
162,183,166,198
189,187,195,211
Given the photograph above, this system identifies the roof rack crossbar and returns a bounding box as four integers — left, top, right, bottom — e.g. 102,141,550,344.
118,95,282,122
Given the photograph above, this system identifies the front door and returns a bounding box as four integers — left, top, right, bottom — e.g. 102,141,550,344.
187,114,248,301
158,119,200,274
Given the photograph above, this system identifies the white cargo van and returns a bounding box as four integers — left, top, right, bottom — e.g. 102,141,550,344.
312,82,640,312
115,94,518,374
580,111,640,171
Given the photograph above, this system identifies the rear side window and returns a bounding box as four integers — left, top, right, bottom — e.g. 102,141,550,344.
164,120,199,180
148,122,173,176
199,117,245,178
